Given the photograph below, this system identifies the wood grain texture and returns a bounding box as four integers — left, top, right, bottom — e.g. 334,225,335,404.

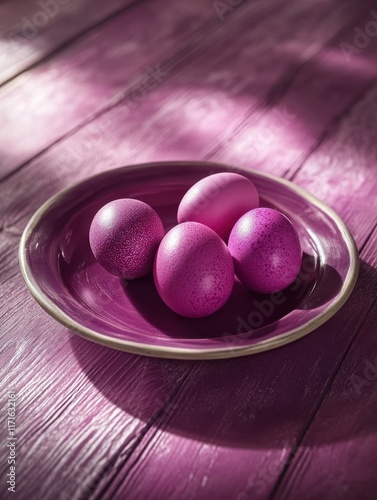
0,0,377,498
28,21,377,498
0,0,137,85
0,0,301,225
0,0,220,180
0,0,369,228
273,230,377,500
289,83,377,251
0,233,194,499
210,5,377,180
91,233,377,500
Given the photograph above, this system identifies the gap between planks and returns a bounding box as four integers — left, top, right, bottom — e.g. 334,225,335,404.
287,80,377,182
204,0,377,166
2,2,376,495
0,0,146,89
0,0,257,184
267,286,377,499
87,225,377,498
0,0,361,186
89,362,199,500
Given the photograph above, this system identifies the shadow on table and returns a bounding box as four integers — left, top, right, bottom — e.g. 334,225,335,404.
70,259,376,449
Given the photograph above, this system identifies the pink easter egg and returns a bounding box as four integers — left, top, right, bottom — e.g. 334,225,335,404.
154,222,234,318
228,208,302,294
177,172,259,240
89,199,164,279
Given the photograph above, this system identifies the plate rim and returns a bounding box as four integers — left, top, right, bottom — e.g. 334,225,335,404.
19,161,360,360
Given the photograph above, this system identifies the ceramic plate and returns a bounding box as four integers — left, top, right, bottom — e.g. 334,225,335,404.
19,162,359,359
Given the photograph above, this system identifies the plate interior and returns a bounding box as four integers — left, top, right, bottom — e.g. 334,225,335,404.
23,163,353,354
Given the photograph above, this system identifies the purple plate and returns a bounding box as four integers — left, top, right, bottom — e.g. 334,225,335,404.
19,162,359,359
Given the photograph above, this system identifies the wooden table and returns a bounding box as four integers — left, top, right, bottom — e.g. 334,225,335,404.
1,0,377,498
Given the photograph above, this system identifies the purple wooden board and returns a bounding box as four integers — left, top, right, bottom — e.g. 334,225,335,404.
0,0,218,180
0,0,373,232
93,230,377,500
0,0,370,182
0,0,136,84
274,230,377,500
0,0,377,498
291,81,377,249
211,6,377,181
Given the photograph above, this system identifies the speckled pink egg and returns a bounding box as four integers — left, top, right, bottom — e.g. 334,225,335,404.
89,199,164,280
228,208,302,294
154,222,234,318
177,172,259,240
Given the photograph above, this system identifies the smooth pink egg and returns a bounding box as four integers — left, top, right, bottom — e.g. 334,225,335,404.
154,222,234,318
228,208,302,294
89,199,164,279
177,172,259,240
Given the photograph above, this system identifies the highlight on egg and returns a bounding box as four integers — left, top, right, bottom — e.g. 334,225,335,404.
154,221,235,318
89,198,164,280
228,208,302,294
177,172,259,241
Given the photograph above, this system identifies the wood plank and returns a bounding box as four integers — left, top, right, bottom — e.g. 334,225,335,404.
1,0,367,182
84,222,377,500
0,0,137,84
0,234,193,499
0,0,366,230
0,0,221,180
0,2,376,498
2,4,356,498
273,231,377,500
0,2,346,496
206,8,377,250
289,81,377,250
209,5,377,188
15,15,375,497
95,28,377,496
